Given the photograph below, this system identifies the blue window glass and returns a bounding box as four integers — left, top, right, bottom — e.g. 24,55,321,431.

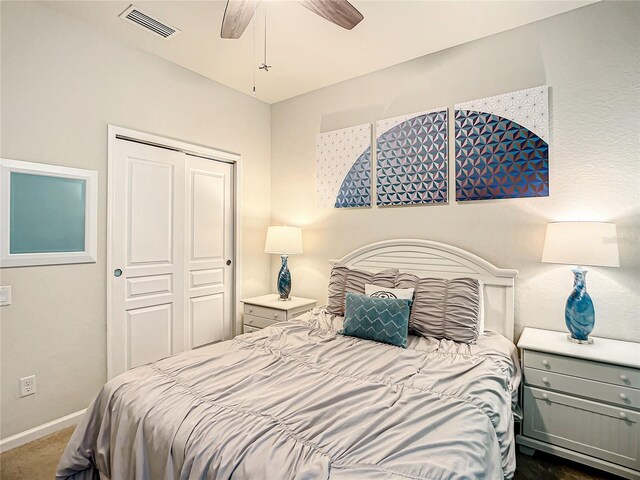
9,172,86,254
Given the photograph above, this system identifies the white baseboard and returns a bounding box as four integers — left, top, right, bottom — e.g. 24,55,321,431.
0,409,86,454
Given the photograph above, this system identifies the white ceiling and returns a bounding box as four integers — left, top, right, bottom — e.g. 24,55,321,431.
45,0,596,104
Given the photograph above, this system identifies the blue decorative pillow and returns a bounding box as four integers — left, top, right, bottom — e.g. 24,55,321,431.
341,292,411,348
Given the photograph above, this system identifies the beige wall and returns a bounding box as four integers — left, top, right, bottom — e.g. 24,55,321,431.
0,2,271,438
271,2,639,341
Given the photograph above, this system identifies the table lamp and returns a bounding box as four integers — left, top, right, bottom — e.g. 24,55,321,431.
542,222,619,344
265,226,303,301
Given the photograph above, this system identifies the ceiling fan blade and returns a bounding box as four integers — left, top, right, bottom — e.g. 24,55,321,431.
221,0,256,39
299,0,364,30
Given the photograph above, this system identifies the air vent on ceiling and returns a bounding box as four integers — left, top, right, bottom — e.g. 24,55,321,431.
119,5,181,39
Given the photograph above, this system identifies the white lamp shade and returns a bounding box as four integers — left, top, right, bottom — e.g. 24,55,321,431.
264,226,303,255
542,222,619,267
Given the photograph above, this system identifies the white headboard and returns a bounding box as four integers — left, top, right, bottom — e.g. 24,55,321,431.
329,239,518,341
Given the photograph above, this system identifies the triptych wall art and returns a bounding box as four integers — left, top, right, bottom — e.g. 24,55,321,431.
316,85,549,209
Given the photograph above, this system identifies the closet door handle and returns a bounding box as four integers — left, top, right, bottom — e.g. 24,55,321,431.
226,259,232,266
114,269,123,277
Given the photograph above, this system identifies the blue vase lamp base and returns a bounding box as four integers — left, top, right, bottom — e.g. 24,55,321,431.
277,254,292,301
565,266,596,345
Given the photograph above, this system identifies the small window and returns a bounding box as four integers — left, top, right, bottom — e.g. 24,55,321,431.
1,159,97,267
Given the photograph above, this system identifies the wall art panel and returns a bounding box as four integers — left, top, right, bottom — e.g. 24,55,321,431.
376,108,448,206
316,123,371,208
455,85,549,201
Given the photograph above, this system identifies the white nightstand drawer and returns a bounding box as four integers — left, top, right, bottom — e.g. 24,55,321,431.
524,367,640,410
524,350,640,389
523,386,640,470
244,314,279,329
244,304,284,322
243,325,261,334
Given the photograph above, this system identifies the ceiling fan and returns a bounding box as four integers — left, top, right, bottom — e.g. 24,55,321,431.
220,0,364,39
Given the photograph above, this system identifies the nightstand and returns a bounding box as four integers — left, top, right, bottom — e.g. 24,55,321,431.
517,327,640,479
241,294,317,333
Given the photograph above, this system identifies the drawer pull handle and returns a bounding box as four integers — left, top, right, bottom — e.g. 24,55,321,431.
542,394,549,400
619,412,627,419
620,374,628,381
248,318,253,324
274,314,278,319
542,360,549,367
620,393,627,400
248,308,253,313
542,377,549,384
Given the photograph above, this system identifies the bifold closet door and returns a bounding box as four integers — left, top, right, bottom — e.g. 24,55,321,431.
110,140,234,379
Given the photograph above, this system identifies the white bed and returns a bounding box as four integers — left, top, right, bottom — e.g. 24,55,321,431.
57,239,521,480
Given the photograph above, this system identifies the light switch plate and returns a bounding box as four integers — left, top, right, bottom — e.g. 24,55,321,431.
0,286,11,306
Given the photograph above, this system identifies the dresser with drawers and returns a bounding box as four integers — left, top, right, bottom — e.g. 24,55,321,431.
241,294,317,333
517,327,640,479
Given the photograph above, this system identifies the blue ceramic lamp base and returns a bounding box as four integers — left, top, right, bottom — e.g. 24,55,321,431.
277,254,292,301
565,266,595,345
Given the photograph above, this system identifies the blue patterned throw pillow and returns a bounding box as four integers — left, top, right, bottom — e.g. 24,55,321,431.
341,292,411,348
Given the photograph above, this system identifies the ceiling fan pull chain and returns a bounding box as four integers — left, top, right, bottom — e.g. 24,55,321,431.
252,0,256,95
258,3,271,73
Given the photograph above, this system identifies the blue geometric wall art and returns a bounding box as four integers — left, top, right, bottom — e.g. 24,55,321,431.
316,123,372,208
376,108,448,206
455,86,549,201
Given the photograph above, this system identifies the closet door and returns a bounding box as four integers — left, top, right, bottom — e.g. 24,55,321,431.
111,140,186,378
109,140,235,379
185,155,234,348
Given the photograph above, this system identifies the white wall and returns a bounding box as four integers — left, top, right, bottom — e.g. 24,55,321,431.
271,2,640,342
0,2,271,438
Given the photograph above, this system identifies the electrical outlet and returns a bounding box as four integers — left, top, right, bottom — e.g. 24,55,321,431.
20,375,36,397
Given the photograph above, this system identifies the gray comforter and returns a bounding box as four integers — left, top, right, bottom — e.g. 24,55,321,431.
57,308,520,480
